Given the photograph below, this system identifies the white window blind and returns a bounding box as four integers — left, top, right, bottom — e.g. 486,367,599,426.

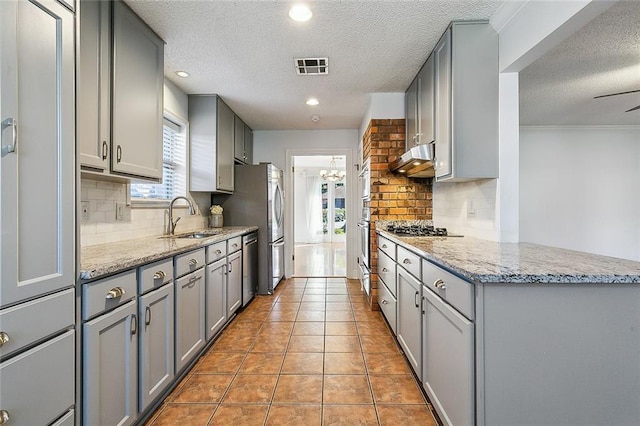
130,116,186,201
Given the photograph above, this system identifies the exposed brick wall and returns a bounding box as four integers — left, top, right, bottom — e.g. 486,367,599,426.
363,119,433,309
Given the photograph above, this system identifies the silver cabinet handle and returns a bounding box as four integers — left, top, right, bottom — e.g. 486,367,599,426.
0,332,9,347
403,258,411,265
382,268,388,272
382,244,387,248
116,145,122,163
101,140,108,160
228,261,233,274
0,410,9,425
1,118,17,157
130,314,137,335
232,243,238,248
153,270,166,280
145,306,151,326
414,291,420,308
106,287,125,299
188,258,198,267
215,250,222,255
434,279,446,290
381,299,388,305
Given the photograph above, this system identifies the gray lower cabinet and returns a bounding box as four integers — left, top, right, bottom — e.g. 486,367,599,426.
226,250,242,318
396,266,422,377
175,268,205,372
138,283,175,412
422,285,474,426
205,258,227,340
0,331,74,426
83,300,138,426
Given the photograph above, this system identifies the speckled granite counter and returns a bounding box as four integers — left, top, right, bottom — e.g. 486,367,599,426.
80,226,258,280
377,230,640,284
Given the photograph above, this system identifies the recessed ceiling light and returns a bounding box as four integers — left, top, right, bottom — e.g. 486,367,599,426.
311,115,320,122
289,4,312,22
175,70,190,78
306,98,319,106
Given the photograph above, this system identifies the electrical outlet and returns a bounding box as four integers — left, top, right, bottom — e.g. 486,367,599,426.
81,202,90,221
467,199,476,217
116,203,125,221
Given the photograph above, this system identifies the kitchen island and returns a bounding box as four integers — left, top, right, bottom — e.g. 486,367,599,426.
376,229,640,426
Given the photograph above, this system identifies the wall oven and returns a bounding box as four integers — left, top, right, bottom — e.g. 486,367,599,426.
359,159,371,200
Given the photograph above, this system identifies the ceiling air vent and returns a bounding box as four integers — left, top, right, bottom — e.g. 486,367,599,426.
295,58,329,75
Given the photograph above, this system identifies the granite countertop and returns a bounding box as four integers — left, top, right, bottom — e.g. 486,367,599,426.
377,230,640,284
80,226,258,281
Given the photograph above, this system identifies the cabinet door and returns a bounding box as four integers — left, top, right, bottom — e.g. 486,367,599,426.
226,251,242,317
216,99,235,192
111,0,164,180
396,267,422,377
434,29,452,179
234,115,245,163
83,300,138,426
139,283,174,412
78,0,110,172
175,269,205,372
244,124,253,164
418,54,435,145
206,259,227,340
405,77,418,149
0,0,75,307
422,286,474,426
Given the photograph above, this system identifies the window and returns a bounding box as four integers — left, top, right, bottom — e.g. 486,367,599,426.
130,113,187,202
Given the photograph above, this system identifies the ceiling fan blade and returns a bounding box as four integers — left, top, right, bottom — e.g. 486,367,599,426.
593,89,640,99
625,104,640,113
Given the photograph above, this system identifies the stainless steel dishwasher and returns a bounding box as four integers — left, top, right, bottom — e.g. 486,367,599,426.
242,232,258,307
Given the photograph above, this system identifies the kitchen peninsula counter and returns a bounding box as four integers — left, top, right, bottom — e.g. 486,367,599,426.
377,230,640,284
80,226,258,280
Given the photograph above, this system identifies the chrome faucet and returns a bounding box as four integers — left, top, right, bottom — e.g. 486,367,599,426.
168,196,196,235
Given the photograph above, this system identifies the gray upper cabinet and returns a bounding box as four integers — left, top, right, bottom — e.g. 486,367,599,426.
189,95,235,193
78,0,165,182
405,77,419,149
244,124,253,165
234,115,245,163
433,21,498,182
0,0,75,307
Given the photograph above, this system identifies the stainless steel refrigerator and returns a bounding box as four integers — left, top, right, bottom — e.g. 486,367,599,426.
222,163,284,294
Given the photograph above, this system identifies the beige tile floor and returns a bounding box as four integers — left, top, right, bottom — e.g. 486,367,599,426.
145,277,437,426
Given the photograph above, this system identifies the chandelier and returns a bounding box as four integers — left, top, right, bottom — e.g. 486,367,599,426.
320,157,346,182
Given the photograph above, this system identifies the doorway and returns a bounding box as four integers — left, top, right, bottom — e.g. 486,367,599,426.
292,155,347,277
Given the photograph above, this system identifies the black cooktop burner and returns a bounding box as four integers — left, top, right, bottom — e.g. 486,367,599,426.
386,224,449,237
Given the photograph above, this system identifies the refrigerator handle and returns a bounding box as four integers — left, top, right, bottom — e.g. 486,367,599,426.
271,240,285,248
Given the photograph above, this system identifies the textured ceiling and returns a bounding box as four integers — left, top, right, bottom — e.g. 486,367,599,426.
519,0,640,126
125,0,502,130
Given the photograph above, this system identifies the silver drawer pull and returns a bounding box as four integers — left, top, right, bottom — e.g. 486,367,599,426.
0,410,9,425
215,249,222,255
189,258,198,266
434,279,447,289
153,270,166,280
1,118,18,157
382,244,388,248
232,243,238,248
106,287,125,299
381,299,388,305
402,258,411,265
382,268,388,272
0,332,9,347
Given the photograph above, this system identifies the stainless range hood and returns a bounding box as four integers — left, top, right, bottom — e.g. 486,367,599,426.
388,143,435,178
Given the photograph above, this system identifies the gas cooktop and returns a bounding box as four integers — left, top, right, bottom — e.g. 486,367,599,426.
386,224,462,238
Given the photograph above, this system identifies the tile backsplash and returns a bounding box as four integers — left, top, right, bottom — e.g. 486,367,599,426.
80,178,208,247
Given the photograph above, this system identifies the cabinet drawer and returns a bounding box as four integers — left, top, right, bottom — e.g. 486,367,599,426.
0,330,75,426
51,409,75,426
377,280,397,335
83,270,137,320
138,257,173,294
175,248,205,278
206,241,227,264
397,245,421,279
227,236,242,254
422,259,474,320
377,249,397,297
0,288,74,358
378,235,396,260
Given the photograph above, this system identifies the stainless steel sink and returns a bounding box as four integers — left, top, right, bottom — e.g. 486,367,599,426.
162,230,224,239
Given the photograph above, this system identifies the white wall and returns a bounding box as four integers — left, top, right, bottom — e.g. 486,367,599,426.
164,78,188,119
358,93,405,142
520,126,640,261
